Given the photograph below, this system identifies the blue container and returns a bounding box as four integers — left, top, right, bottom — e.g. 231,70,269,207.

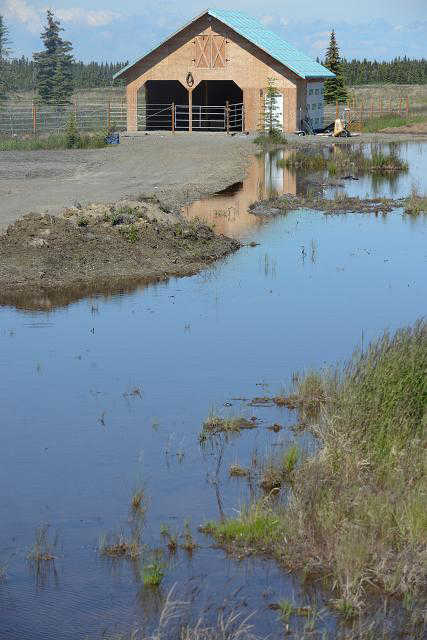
106,132,120,145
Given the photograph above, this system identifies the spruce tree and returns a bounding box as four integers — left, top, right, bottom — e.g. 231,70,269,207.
323,30,347,104
0,15,11,103
33,10,74,104
260,77,282,138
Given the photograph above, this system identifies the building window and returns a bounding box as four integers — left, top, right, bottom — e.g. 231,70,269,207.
315,88,319,94
195,34,226,68
309,88,313,95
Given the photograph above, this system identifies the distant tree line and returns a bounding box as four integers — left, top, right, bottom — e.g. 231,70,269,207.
341,57,427,85
3,57,126,92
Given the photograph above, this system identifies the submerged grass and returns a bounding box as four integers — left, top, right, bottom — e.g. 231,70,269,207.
92,585,261,639
27,525,56,569
203,321,427,624
404,185,427,215
279,147,408,173
99,530,141,559
199,414,257,443
141,550,165,587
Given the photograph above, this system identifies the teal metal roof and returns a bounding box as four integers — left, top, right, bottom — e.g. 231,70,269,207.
208,9,334,79
114,9,335,80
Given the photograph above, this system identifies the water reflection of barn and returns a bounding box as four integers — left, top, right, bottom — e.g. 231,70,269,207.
182,150,304,238
114,9,334,134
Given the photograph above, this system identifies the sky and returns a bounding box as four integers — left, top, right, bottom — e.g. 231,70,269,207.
1,0,426,63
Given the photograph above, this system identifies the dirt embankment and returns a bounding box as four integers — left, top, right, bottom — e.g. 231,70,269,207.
0,133,255,232
0,198,240,309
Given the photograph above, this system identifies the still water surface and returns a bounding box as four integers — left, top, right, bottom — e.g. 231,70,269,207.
0,143,426,639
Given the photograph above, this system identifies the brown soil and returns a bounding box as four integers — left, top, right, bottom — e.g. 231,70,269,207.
0,197,240,310
380,122,427,134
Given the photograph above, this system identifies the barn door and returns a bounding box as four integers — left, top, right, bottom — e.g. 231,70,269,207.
195,34,226,68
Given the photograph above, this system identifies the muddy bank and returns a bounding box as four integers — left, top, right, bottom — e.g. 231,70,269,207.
286,131,427,145
0,198,240,309
250,193,406,217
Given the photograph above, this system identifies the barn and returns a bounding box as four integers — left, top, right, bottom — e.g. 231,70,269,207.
114,9,335,134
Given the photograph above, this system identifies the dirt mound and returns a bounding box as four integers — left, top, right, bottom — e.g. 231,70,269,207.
380,122,427,134
0,199,240,308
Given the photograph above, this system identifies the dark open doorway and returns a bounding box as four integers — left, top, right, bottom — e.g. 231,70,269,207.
192,80,243,131
144,80,188,130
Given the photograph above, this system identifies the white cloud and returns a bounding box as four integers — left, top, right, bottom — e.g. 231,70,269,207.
0,1,122,32
1,0,42,33
260,15,273,26
56,8,122,28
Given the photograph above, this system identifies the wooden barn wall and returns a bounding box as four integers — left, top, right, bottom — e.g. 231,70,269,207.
123,14,308,132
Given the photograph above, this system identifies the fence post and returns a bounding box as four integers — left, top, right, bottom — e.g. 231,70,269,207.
405,96,409,117
370,98,374,119
171,102,175,133
32,102,37,135
379,97,382,116
335,99,339,120
399,97,402,115
226,100,230,134
389,97,392,113
107,101,111,130
188,90,193,132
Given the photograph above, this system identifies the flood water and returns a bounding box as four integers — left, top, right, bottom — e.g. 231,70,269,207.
0,142,426,639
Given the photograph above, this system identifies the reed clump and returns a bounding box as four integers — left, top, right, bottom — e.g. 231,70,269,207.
404,185,427,215
278,147,408,174
203,321,427,623
27,525,56,569
199,414,257,442
99,530,141,559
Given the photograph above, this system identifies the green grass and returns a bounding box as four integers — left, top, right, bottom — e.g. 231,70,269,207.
278,148,408,173
254,129,287,146
141,551,165,587
277,599,293,622
203,321,427,625
202,505,281,546
362,113,427,132
0,131,107,151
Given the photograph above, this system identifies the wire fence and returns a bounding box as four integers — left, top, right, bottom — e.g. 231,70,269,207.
0,101,245,134
0,95,412,135
0,102,128,135
323,95,412,130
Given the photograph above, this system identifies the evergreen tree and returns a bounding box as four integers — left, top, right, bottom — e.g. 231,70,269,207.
0,15,12,103
33,10,74,104
324,30,347,104
260,77,282,137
